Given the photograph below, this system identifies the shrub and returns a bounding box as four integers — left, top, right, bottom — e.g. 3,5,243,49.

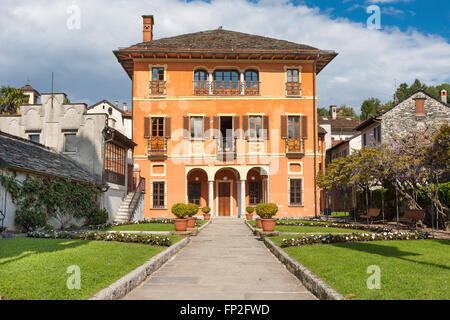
202,206,211,214
186,203,199,217
86,206,109,226
255,203,278,219
246,206,255,214
171,203,188,219
14,207,47,232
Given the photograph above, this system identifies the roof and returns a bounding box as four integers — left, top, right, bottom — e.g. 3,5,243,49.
0,131,102,185
318,126,327,135
20,82,40,96
103,127,136,149
318,116,362,133
88,100,132,118
354,89,450,131
114,28,338,78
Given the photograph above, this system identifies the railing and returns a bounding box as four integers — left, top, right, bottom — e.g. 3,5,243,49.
216,136,236,160
103,170,125,186
286,82,302,96
148,136,167,159
212,80,242,95
286,138,305,154
193,80,260,96
150,81,166,95
244,81,260,96
129,177,145,222
193,81,210,95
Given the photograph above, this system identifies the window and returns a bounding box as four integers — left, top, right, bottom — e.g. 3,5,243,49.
289,179,303,206
152,182,165,209
286,69,300,95
188,183,201,206
249,182,261,205
64,133,77,152
152,67,164,81
194,70,209,94
190,117,203,139
151,117,164,137
374,126,381,143
288,116,301,139
245,70,259,95
213,70,240,94
249,116,262,139
104,142,126,185
29,134,40,143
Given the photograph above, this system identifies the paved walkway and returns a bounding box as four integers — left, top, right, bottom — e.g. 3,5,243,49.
123,217,316,300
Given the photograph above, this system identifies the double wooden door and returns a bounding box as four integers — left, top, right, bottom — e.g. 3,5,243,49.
218,182,231,216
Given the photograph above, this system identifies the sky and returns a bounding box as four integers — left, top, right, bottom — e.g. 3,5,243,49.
0,0,449,114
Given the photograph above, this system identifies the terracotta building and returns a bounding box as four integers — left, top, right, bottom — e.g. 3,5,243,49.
114,15,337,218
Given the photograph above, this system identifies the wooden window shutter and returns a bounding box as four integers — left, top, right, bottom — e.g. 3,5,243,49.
183,116,189,140
242,115,249,139
212,116,219,139
301,115,308,139
263,115,269,140
144,117,150,138
280,115,287,139
204,116,210,140
164,117,171,139
233,116,240,139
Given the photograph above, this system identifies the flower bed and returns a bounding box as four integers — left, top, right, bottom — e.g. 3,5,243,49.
280,231,429,248
89,218,203,230
28,230,173,246
276,220,391,233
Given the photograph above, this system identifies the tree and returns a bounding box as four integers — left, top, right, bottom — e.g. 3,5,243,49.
360,98,381,120
317,107,329,117
0,86,28,114
394,79,450,103
338,104,358,118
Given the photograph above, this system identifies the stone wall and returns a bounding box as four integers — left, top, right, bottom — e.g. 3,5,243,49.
382,91,450,142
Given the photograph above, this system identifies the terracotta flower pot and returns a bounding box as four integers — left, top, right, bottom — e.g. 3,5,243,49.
174,218,188,231
186,217,197,228
203,213,211,221
261,218,276,232
256,217,262,229
246,213,253,220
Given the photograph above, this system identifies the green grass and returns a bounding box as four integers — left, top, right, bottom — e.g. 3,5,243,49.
0,237,180,300
270,237,450,300
248,220,368,234
103,220,206,232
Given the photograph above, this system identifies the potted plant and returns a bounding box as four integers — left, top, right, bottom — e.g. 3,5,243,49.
202,206,211,220
171,203,188,231
245,206,254,221
186,203,199,228
256,203,278,232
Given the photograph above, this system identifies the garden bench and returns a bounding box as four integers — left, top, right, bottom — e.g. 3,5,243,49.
360,208,381,224
397,210,425,228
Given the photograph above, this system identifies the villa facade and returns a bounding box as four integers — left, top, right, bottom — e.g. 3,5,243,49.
114,15,336,218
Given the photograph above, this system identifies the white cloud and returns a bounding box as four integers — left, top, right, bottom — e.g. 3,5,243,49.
0,0,448,113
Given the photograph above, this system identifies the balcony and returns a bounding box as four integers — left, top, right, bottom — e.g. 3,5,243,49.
150,80,166,95
216,137,236,160
193,81,260,96
285,138,305,158
148,136,167,160
286,82,302,96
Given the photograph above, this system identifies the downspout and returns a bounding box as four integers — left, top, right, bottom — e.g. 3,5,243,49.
313,53,319,219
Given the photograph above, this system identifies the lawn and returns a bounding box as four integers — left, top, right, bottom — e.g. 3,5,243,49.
248,220,368,234
103,219,207,232
270,237,450,300
0,236,180,300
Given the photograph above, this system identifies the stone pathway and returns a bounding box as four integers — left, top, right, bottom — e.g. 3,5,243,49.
123,217,316,300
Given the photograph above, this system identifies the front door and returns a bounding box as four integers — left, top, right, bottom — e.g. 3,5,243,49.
218,182,231,216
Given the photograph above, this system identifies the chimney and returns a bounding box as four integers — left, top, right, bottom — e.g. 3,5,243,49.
413,97,425,115
115,101,119,108
329,105,337,119
441,89,448,104
123,102,128,111
142,15,154,42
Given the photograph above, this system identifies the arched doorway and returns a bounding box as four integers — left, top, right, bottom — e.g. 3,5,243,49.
214,168,240,216
186,169,208,209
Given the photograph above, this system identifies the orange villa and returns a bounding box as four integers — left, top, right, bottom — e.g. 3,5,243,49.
114,15,337,218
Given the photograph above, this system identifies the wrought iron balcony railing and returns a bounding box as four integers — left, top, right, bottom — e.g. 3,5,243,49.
285,138,305,157
149,80,166,95
148,136,167,159
286,82,302,96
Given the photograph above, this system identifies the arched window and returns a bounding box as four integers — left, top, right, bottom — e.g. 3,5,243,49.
245,70,259,95
194,69,209,95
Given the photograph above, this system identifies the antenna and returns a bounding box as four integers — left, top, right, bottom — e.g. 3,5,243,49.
51,72,54,109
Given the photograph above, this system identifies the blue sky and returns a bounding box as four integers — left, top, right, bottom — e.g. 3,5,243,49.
0,0,449,113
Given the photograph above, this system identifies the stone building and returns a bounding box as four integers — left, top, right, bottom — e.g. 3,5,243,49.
0,84,138,223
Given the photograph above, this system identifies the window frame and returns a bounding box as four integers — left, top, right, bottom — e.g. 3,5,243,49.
103,141,126,186
190,116,204,140
287,116,301,139
249,181,262,205
248,115,263,140
63,132,78,153
289,178,303,206
151,117,164,137
29,134,40,143
152,181,166,209
188,182,201,206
